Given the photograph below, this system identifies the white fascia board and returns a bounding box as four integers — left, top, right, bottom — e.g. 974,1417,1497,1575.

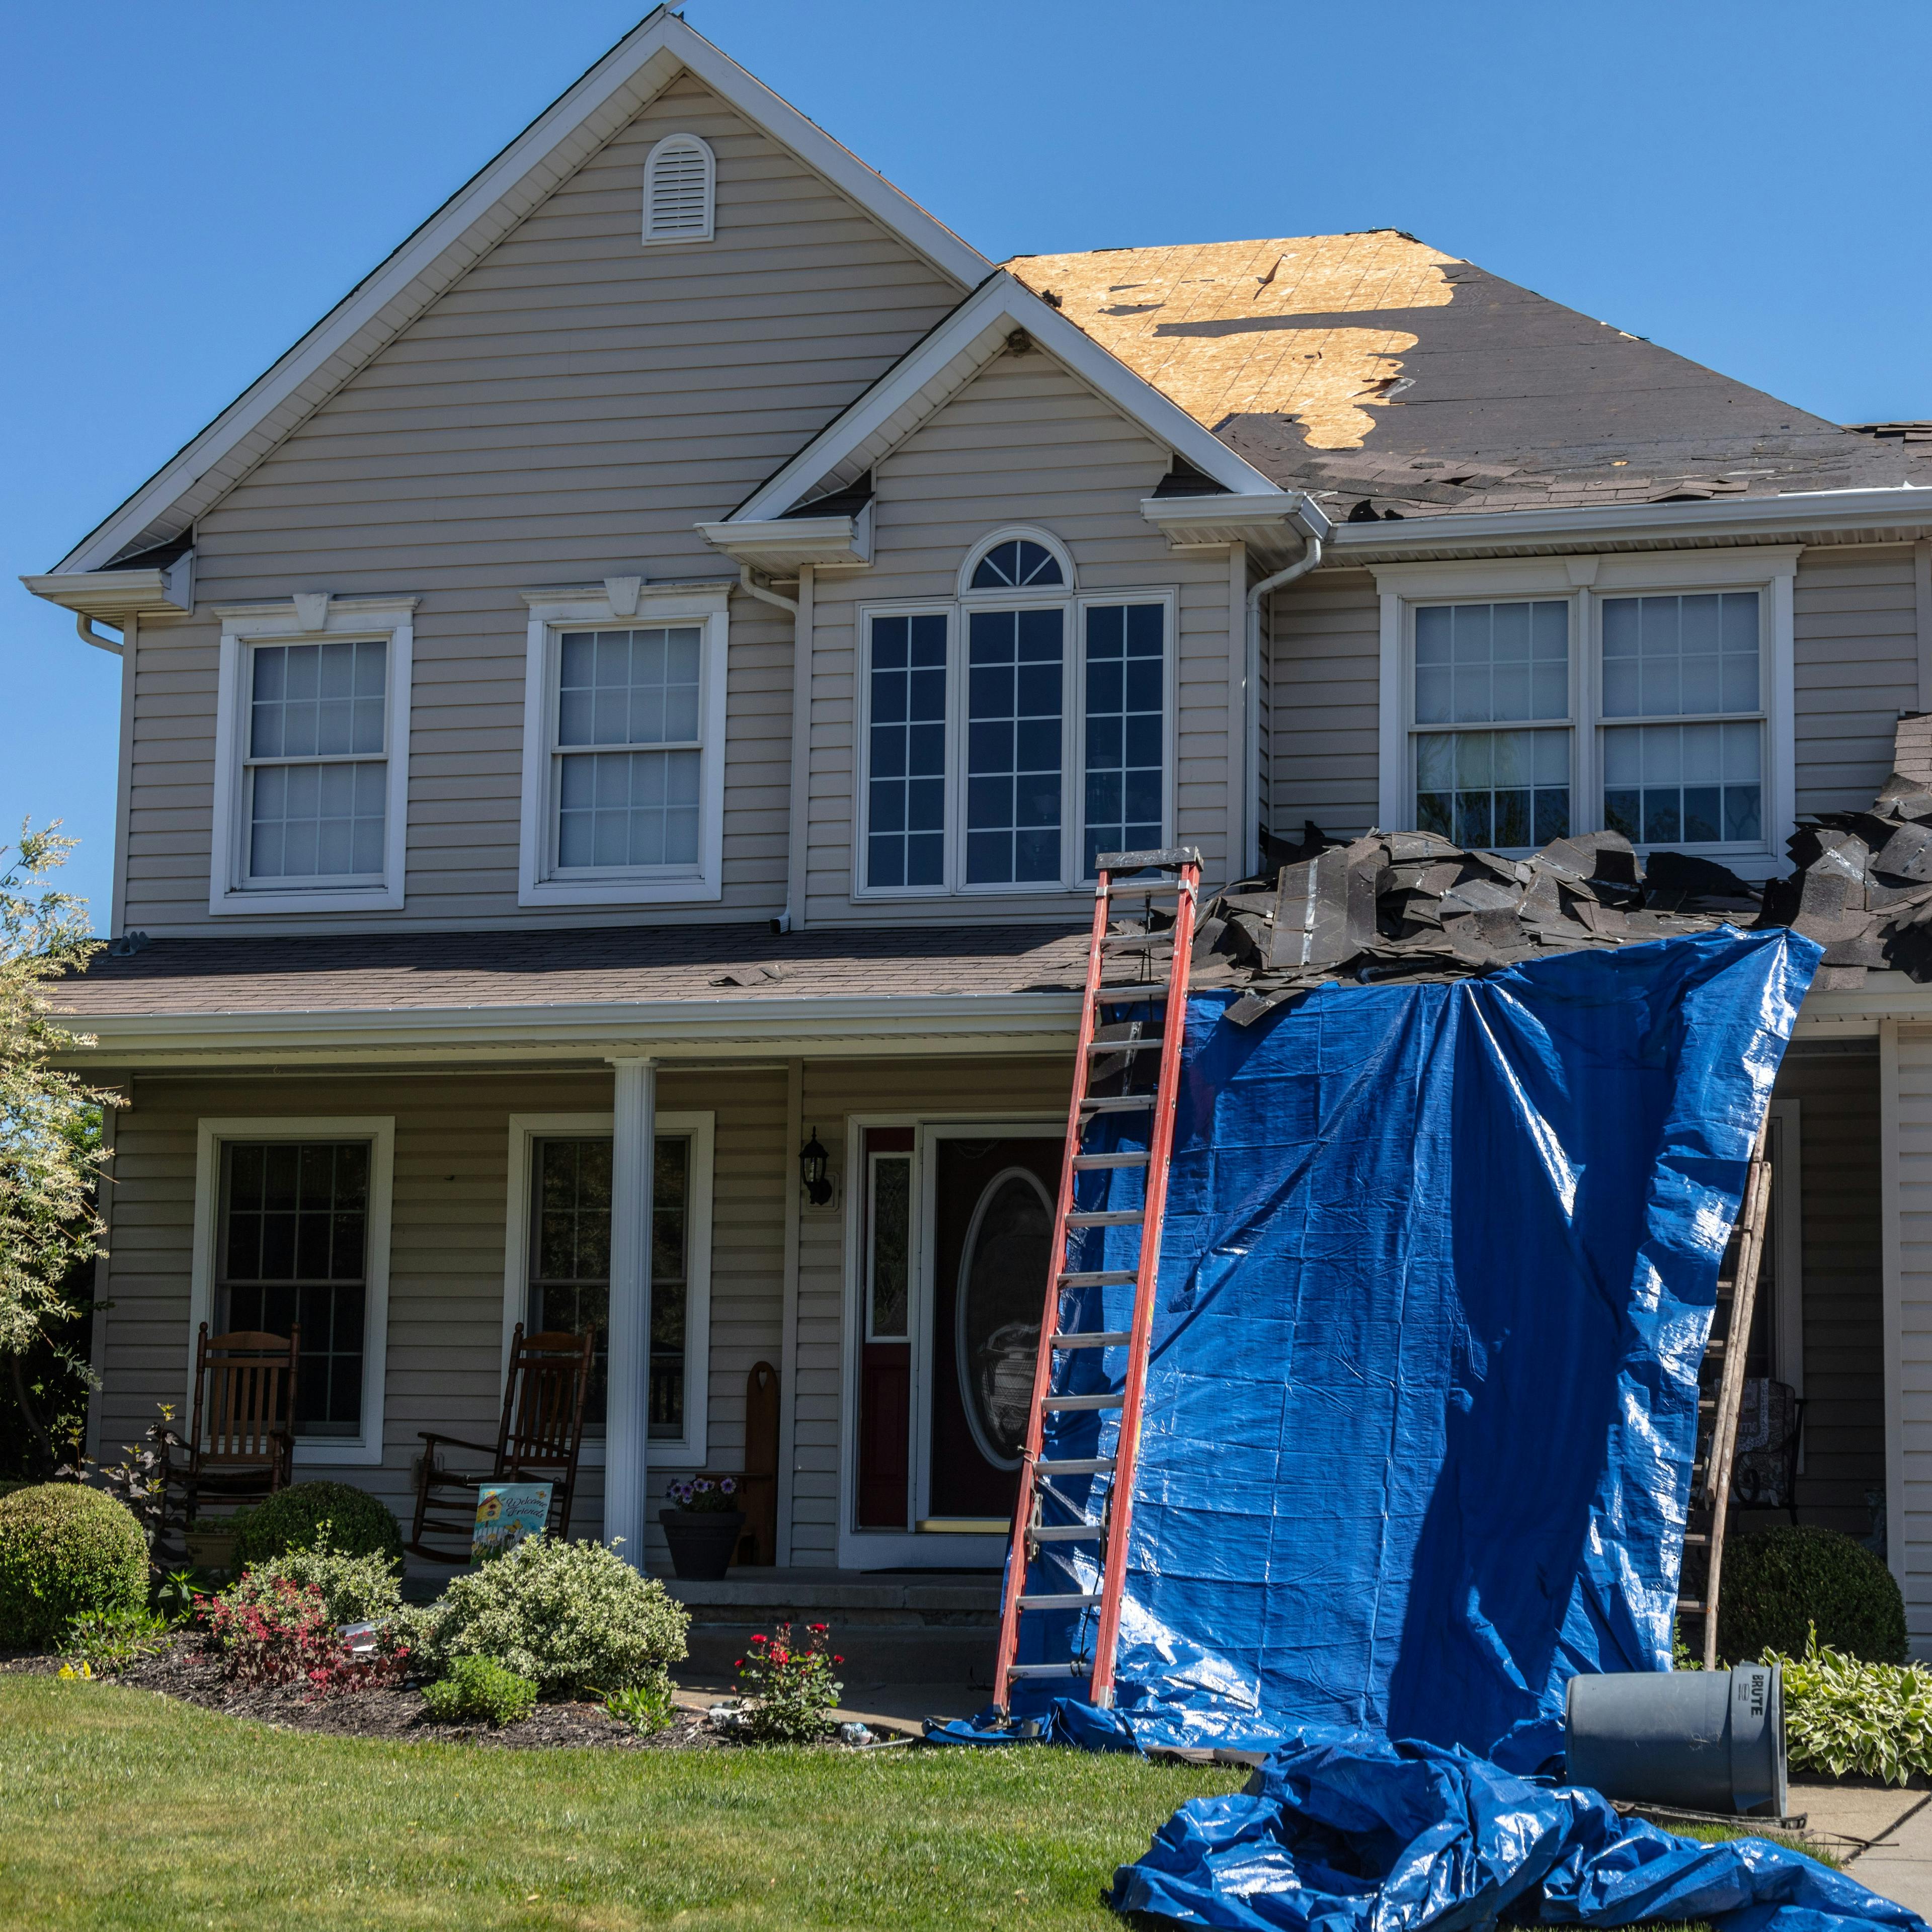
1325,487,1932,561
50,990,1084,1068
727,273,1282,526
23,561,194,619
1142,492,1332,567
50,12,988,577
695,508,870,572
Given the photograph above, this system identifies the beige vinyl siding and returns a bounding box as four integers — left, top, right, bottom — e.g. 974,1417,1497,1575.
1793,545,1920,817
803,350,1235,921
788,1055,1072,1564
96,1065,786,1572
1760,1045,1885,1540
1267,567,1382,841
1891,1026,1932,1654
124,70,963,937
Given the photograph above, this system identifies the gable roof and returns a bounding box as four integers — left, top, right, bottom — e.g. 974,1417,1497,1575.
1008,232,1927,520
718,270,1294,527
49,9,988,576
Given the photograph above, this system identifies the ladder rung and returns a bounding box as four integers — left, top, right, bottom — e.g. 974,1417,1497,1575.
1020,1592,1101,1610
1006,1663,1086,1680
1036,1457,1116,1476
1043,1393,1123,1410
1099,846,1201,872
1102,881,1183,899
1059,1269,1137,1287
1683,1533,1709,1547
1066,1210,1145,1227
1085,1038,1166,1055
1030,1523,1103,1541
1678,1599,1708,1615
1052,1331,1131,1349
1089,985,1166,1003
1072,1152,1150,1170
1081,1096,1155,1113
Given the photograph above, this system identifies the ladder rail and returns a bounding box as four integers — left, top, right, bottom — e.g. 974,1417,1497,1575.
991,870,1114,1713
1695,1140,1774,1670
1086,867,1197,1708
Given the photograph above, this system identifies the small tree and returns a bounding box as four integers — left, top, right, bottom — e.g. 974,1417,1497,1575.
0,824,109,1426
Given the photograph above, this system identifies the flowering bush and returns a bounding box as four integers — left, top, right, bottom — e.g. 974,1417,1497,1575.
229,1538,403,1627
734,1621,843,1743
664,1475,739,1515
201,1575,408,1697
407,1535,687,1697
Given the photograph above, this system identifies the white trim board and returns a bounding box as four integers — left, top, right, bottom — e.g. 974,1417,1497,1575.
500,1109,715,1470
208,595,417,916
49,10,987,577
718,271,1289,529
187,1115,395,1468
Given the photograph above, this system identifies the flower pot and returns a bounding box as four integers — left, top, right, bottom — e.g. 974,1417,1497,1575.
184,1530,237,1572
659,1508,745,1581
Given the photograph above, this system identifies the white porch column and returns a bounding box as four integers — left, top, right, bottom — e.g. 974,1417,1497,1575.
605,1055,658,1565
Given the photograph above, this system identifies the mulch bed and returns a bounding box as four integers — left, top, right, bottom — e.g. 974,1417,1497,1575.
2,1633,726,1751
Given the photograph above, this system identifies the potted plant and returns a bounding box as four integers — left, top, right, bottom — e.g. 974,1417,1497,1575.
183,1509,249,1574
658,1477,744,1580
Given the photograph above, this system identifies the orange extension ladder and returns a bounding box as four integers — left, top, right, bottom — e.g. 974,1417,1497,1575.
991,845,1202,1714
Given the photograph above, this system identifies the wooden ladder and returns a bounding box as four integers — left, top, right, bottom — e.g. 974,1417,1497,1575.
1677,1122,1775,1670
991,846,1202,1715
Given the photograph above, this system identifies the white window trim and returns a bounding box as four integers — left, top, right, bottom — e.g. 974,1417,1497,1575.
188,1115,394,1468
641,131,715,246
836,1110,1059,1571
208,595,417,914
500,1110,714,1469
957,525,1077,601
1373,549,1797,878
516,582,730,906
851,585,1179,902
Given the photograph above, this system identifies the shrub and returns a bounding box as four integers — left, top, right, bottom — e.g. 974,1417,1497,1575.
228,1538,402,1628
421,1655,538,1728
734,1622,843,1743
201,1574,408,1696
0,1483,148,1647
232,1483,401,1567
603,1675,677,1735
1766,1625,1932,1785
1719,1524,1907,1665
63,1605,170,1675
411,1536,687,1697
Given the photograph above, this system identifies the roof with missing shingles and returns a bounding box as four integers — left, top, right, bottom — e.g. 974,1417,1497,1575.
50,921,1093,1019
1005,232,1926,522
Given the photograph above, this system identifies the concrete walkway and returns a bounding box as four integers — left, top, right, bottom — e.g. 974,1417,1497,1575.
1794,1782,1932,1916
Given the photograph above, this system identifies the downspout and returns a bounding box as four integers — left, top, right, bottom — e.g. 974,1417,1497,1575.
738,565,804,931
1243,529,1324,878
75,611,124,656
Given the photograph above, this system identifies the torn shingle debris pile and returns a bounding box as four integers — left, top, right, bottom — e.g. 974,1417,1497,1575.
1100,765,1932,1028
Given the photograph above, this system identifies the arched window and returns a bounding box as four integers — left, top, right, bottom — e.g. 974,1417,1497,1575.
642,133,715,245
960,527,1073,597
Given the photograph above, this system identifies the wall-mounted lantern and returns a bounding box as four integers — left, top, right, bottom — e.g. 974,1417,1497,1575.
799,1128,834,1208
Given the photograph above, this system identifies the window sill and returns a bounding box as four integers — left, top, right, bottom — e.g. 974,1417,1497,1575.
292,1438,383,1468
518,873,721,908
210,883,404,916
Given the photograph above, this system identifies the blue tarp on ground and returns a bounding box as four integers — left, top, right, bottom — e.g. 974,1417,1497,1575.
992,926,1820,1764
1113,1725,1925,1932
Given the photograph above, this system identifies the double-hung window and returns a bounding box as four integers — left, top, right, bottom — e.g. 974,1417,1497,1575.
211,597,415,914
190,1115,395,1465
1377,552,1793,871
505,1112,714,1465
858,529,1174,897
518,584,729,905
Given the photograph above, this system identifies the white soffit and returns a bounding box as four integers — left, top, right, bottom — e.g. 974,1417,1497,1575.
49,9,989,577
725,272,1285,526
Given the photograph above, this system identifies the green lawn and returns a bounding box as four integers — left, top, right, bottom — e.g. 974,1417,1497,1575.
0,1676,1244,1930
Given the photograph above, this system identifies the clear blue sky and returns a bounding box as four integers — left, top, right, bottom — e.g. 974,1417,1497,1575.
6,0,1928,928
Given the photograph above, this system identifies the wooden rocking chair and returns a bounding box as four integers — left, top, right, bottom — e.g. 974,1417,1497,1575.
176,1324,301,1526
408,1326,594,1562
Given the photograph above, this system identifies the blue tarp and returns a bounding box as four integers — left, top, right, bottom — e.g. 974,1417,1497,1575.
1113,1725,1924,1932
990,926,1819,1762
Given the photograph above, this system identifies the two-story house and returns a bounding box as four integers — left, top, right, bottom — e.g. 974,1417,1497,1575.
23,11,1932,1649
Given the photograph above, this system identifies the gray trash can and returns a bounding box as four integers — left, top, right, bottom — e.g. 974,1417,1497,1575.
1565,1664,1785,1817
